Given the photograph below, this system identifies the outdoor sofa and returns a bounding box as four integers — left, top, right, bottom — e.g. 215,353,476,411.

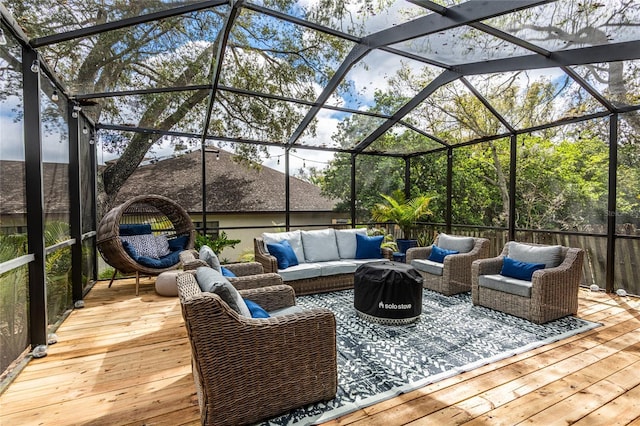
254,228,393,295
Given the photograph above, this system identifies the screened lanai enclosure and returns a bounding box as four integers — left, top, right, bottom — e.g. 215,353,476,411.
1,0,639,387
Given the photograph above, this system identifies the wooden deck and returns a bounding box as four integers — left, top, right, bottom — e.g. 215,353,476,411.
1,278,640,425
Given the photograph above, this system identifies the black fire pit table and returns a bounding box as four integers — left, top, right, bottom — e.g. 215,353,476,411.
353,261,423,325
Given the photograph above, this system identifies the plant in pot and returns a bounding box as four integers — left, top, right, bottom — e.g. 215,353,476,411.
370,190,433,253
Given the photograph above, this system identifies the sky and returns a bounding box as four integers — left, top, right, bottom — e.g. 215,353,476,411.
1,0,627,172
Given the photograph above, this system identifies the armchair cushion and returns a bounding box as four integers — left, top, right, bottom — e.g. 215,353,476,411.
410,258,444,276
508,242,563,268
199,245,221,272
437,233,475,253
266,240,300,269
355,234,384,259
479,274,533,298
196,267,251,317
428,245,459,263
500,256,545,281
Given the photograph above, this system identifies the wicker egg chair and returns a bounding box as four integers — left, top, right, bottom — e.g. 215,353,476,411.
97,194,196,295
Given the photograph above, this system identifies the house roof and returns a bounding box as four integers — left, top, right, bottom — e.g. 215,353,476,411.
0,150,337,215
113,149,337,213
0,160,70,216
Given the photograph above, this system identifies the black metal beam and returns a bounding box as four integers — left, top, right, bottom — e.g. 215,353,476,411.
286,43,371,147
404,157,411,199
606,114,618,293
22,47,48,352
354,70,461,152
446,147,453,234
285,149,291,230
560,66,617,112
460,77,516,133
364,0,549,49
508,134,517,241
200,1,242,237
30,0,228,47
351,153,357,227
68,102,84,303
456,41,640,76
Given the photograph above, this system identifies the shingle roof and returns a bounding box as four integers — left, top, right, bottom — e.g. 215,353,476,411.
114,149,336,212
0,160,70,215
1,150,337,215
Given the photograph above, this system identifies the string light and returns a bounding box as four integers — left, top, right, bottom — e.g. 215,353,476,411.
71,105,81,118
82,125,89,135
51,90,59,102
273,153,329,167
30,60,39,73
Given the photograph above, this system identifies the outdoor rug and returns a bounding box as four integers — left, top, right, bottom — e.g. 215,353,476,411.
259,288,601,425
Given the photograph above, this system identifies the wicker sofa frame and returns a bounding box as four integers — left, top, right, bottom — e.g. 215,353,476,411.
405,236,490,296
471,242,585,324
179,248,283,290
254,237,393,296
176,272,337,426
97,194,195,295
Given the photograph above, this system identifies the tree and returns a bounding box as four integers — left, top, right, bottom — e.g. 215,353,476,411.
370,190,433,239
3,0,359,216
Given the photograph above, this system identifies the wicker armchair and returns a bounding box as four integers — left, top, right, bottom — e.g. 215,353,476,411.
176,272,337,426
179,249,282,290
406,235,490,295
471,242,585,324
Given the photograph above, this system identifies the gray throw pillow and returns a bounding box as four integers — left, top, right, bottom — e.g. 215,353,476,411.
199,245,221,272
195,267,251,317
508,242,563,268
437,233,475,254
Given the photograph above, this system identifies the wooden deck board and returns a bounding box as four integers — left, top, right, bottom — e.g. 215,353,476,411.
0,281,639,425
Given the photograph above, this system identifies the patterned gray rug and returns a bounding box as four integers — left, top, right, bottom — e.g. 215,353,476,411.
260,289,600,426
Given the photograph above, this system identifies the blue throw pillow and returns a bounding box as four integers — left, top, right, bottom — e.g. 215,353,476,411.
266,240,299,269
119,224,152,236
221,266,237,278
121,240,139,260
428,245,459,263
501,256,545,281
244,299,270,318
355,234,384,259
168,235,189,252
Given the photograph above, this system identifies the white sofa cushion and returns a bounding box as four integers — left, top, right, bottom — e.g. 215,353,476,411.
437,233,475,253
301,229,340,262
410,258,444,276
262,230,305,263
478,274,533,298
320,260,358,276
277,263,322,281
335,228,367,259
507,242,562,268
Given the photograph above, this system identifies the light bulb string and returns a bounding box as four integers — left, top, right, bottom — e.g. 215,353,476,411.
275,152,328,166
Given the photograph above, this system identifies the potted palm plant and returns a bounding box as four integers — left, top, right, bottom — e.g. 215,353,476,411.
370,190,433,253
